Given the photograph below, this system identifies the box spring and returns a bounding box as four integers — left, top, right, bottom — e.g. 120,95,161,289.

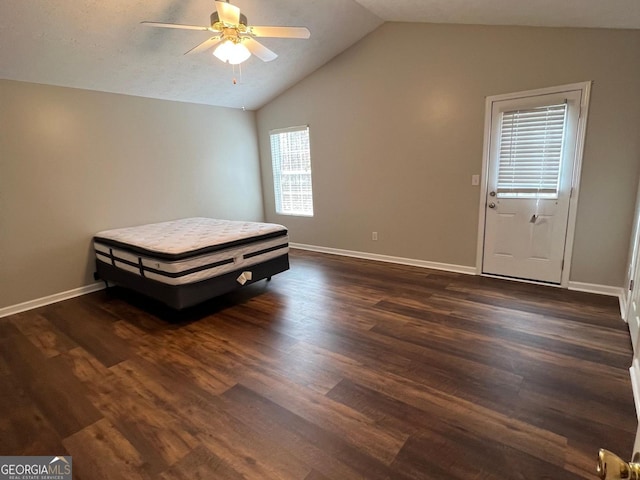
95,254,289,310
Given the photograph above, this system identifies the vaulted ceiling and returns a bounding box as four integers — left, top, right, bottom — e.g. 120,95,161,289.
1,0,638,110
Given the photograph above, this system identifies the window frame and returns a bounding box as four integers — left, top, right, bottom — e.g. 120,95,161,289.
269,125,314,217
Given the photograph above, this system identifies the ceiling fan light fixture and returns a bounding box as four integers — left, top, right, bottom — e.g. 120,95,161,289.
213,39,251,65
142,0,310,63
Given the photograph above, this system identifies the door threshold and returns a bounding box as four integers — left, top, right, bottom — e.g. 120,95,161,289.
480,273,562,288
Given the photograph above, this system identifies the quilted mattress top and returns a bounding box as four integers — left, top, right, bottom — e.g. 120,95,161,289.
94,217,288,260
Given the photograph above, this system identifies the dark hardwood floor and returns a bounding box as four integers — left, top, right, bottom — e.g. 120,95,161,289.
0,249,635,479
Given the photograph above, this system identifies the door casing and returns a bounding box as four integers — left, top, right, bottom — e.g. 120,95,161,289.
475,82,592,287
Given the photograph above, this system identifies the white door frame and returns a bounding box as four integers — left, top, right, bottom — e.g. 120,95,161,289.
475,81,592,287
624,180,640,322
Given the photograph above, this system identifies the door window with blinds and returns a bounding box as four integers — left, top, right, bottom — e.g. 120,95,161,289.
496,103,568,198
270,125,314,216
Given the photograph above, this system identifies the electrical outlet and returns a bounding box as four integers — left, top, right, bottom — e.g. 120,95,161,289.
372,232,378,241
472,174,480,186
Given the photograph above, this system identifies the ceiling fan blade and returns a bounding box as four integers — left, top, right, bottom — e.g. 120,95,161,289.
185,36,222,55
141,21,209,31
249,26,310,39
243,37,277,62
215,1,240,25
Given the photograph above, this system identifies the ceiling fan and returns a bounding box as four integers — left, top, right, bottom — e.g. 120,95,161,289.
142,0,310,65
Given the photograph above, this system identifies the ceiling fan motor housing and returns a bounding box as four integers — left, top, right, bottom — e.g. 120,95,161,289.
210,12,248,26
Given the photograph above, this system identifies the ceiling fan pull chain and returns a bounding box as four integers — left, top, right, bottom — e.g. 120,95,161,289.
231,62,244,85
229,63,247,110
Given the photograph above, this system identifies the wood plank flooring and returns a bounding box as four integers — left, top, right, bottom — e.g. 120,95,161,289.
0,249,635,479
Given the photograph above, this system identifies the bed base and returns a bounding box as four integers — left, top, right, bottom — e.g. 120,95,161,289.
95,253,289,310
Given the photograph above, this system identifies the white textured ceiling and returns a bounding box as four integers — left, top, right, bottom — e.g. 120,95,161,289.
0,0,382,110
354,0,640,29
1,0,639,111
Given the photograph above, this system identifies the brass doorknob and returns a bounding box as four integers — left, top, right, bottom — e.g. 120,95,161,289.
597,449,640,479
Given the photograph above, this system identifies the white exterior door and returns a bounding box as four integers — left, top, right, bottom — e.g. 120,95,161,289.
482,88,583,284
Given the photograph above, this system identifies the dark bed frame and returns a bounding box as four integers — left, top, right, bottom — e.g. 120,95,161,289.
95,253,289,310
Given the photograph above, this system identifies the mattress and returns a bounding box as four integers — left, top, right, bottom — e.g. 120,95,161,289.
94,217,289,286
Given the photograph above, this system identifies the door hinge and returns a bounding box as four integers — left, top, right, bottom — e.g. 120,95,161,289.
570,187,574,198
631,279,635,291
561,259,565,271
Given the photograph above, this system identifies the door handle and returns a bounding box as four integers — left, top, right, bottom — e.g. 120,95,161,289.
488,202,496,209
597,449,640,479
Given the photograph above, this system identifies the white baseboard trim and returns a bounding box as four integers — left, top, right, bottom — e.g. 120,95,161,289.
0,282,106,319
621,289,630,322
630,359,640,421
567,281,624,297
289,243,476,275
291,245,627,315
0,255,626,319
567,281,626,318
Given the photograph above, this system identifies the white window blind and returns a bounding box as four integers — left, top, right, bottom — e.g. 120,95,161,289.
270,126,314,216
497,103,567,198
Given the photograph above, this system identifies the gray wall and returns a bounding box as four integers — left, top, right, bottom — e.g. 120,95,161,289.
0,80,263,309
257,22,640,287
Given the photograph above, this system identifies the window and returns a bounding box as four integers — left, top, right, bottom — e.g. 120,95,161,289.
497,103,567,198
270,126,314,216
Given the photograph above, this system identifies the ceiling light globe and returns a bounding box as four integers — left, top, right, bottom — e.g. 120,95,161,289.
213,40,233,62
228,42,251,65
213,40,251,65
